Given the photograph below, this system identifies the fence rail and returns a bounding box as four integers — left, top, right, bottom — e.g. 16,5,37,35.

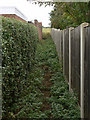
51,23,90,119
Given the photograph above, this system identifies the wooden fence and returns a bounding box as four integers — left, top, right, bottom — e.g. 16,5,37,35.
51,23,90,119
0,17,2,119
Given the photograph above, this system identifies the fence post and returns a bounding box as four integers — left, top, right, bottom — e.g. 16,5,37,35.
69,27,74,92
80,23,89,118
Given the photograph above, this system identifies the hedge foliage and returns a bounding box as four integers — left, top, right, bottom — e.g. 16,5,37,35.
1,17,38,118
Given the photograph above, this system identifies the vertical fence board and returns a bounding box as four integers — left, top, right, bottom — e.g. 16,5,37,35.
64,29,69,81
84,26,90,119
61,30,63,61
71,27,80,103
88,26,90,119
57,30,60,57
84,27,88,118
0,53,1,119
74,26,80,102
71,29,75,89
63,30,65,75
55,29,60,56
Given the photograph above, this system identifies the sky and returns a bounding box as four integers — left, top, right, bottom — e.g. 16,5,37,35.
0,0,53,27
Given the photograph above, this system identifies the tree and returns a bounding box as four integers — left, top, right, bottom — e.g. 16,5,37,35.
50,2,90,29
27,0,90,29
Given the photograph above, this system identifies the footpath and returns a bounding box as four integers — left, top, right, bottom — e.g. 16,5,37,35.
15,36,80,119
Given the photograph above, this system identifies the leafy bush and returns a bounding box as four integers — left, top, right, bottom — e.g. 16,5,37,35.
2,16,38,118
42,32,51,39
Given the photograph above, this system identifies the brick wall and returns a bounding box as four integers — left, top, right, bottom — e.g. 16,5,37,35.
0,15,42,40
0,14,26,22
34,20,42,40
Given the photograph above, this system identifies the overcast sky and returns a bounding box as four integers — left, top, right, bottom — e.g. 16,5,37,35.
0,0,53,27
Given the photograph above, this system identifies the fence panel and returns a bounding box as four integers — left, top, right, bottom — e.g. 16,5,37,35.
71,29,75,90
74,26,80,101
61,30,63,62
64,29,69,81
71,26,80,102
0,47,1,119
56,30,60,57
51,29,61,59
84,26,90,119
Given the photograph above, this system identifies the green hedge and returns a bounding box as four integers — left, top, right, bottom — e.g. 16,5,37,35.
2,17,38,117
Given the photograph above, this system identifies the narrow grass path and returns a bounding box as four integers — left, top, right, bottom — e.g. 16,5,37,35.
15,36,80,119
40,64,52,112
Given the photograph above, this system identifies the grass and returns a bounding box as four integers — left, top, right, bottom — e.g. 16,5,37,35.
35,36,80,119
5,34,80,119
42,27,51,39
42,27,51,33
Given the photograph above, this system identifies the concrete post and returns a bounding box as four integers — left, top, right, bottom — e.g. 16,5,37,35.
80,23,89,118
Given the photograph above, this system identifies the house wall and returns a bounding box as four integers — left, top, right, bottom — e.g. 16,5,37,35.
0,14,26,22
0,14,42,40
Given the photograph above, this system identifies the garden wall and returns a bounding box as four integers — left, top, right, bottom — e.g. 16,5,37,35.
34,20,42,40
